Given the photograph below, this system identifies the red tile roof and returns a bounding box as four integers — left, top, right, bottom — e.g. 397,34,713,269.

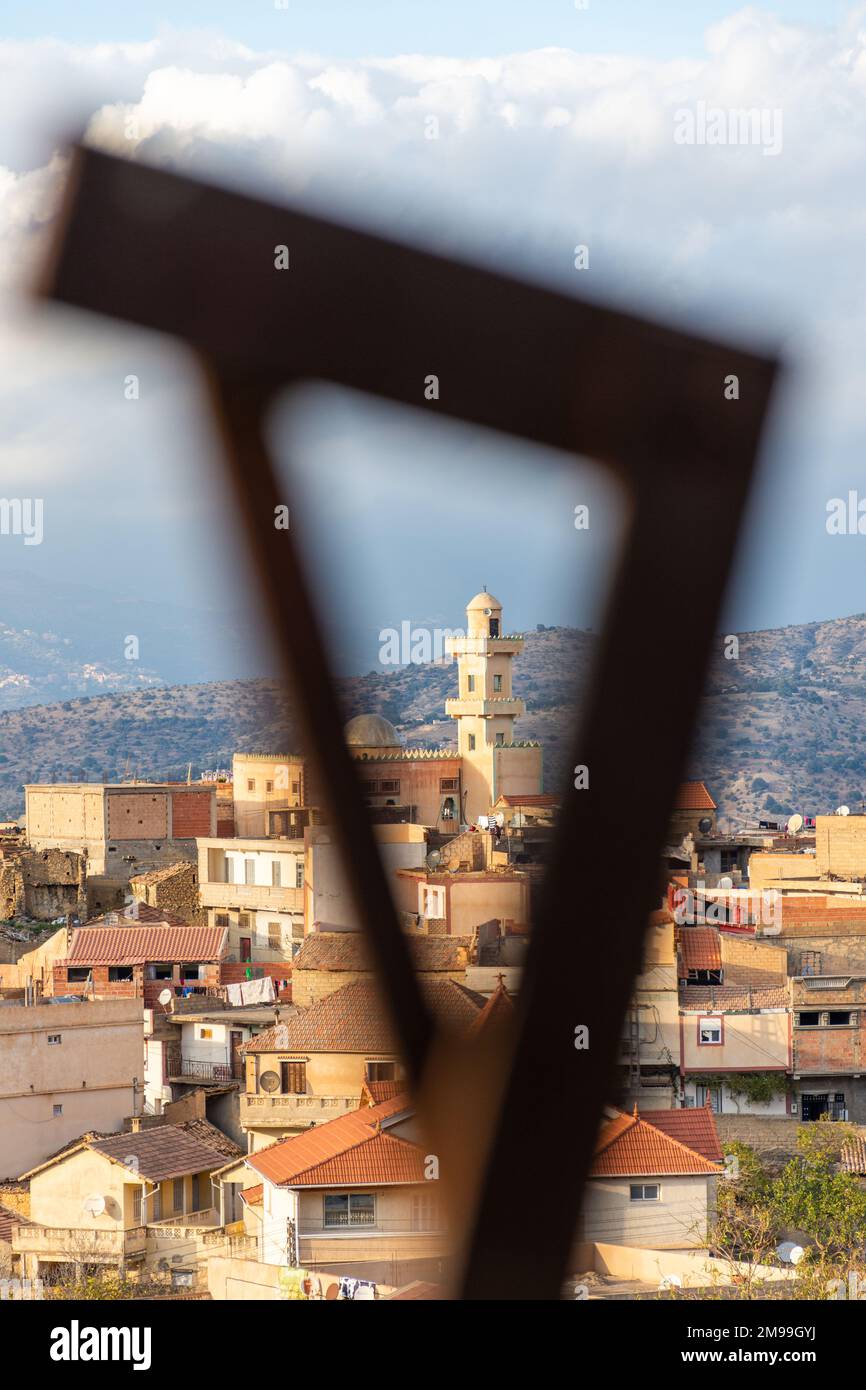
495,794,560,808
67,924,227,965
294,932,470,973
642,1107,724,1163
841,1138,866,1174
243,978,487,1054
467,978,515,1037
241,1183,263,1206
678,926,722,972
248,1095,423,1187
591,1109,724,1177
675,781,716,811
361,1080,404,1105
23,1125,229,1182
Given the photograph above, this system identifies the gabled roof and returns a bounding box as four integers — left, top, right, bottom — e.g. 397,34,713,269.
242,978,487,1054
294,932,470,973
493,794,560,808
0,1203,31,1242
175,1118,242,1160
467,978,514,1037
361,1079,404,1106
85,901,190,927
21,1125,229,1182
675,781,717,811
248,1094,424,1187
67,924,227,965
642,1106,724,1163
591,1108,724,1178
678,926,722,972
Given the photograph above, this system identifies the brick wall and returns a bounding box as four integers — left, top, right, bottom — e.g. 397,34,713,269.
170,790,214,839
815,816,866,877
721,935,787,989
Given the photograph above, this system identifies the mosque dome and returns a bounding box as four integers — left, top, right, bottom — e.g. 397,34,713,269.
344,713,403,751
466,589,503,612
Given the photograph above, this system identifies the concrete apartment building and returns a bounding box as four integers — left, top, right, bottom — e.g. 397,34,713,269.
24,781,217,912
198,837,306,964
304,823,427,934
0,999,143,1176
231,754,312,839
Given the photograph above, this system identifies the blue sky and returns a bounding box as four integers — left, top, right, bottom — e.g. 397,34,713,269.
3,4,866,681
2,2,851,59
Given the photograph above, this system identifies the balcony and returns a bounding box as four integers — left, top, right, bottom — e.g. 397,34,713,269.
240,1093,360,1128
445,696,525,719
166,1052,240,1084
13,1225,147,1263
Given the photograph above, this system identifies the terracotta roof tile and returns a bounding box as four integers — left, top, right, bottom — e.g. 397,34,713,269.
243,978,486,1054
642,1107,724,1163
678,926,722,972
294,932,470,973
0,1203,31,1242
841,1138,866,1174
249,1095,417,1186
495,794,560,808
361,1080,403,1105
176,1118,242,1160
675,781,717,811
68,924,227,965
592,1110,723,1177
90,1127,229,1181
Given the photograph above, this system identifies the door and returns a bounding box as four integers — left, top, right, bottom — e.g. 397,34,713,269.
801,1092,829,1122
230,1030,244,1079
240,938,252,963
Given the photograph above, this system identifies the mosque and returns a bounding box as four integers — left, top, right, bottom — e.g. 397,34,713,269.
345,589,543,828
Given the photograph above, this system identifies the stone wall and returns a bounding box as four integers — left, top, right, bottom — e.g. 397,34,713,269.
130,861,202,925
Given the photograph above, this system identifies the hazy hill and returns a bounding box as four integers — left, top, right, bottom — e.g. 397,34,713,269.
2,614,866,827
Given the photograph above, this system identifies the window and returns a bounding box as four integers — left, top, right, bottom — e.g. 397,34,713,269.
489,617,500,637
150,962,173,980
630,1184,660,1201
247,779,256,791
53,1104,63,1118
798,1011,820,1026
828,1011,852,1026
800,951,822,977
292,780,300,795
295,862,305,889
440,778,459,793
720,849,739,873
687,969,722,986
698,1018,722,1045
467,674,475,692
366,1061,396,1082
215,913,229,928
238,913,251,930
495,733,505,746
280,1060,306,1094
47,1034,62,1046
109,966,133,982
268,923,281,951
67,967,90,983
411,1191,440,1231
172,1179,183,1214
468,734,476,751
324,1193,375,1228
493,674,502,692
271,860,283,887
199,1027,213,1040
695,1085,721,1114
132,1187,142,1224
244,858,256,885
266,780,274,793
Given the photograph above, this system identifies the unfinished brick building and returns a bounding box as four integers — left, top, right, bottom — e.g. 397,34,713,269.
52,923,228,1008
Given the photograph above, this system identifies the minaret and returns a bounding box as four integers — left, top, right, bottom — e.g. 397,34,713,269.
445,589,526,822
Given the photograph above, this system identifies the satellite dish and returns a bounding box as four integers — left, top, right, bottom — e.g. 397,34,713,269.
158,988,173,1007
259,1070,280,1093
83,1193,106,1217
776,1241,805,1266
495,812,505,828
697,817,713,834
787,814,803,834
425,850,442,871
718,875,733,890
837,806,851,817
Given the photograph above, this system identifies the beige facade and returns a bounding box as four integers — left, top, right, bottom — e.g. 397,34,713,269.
577,1174,718,1250
815,815,866,879
303,823,427,933
231,754,309,839
0,1000,143,1176
621,912,681,1108
0,925,69,995
241,1047,405,1150
25,782,216,910
198,837,305,963
680,1006,791,1113
445,591,542,822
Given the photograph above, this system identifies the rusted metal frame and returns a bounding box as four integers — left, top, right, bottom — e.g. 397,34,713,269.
38,145,779,1299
